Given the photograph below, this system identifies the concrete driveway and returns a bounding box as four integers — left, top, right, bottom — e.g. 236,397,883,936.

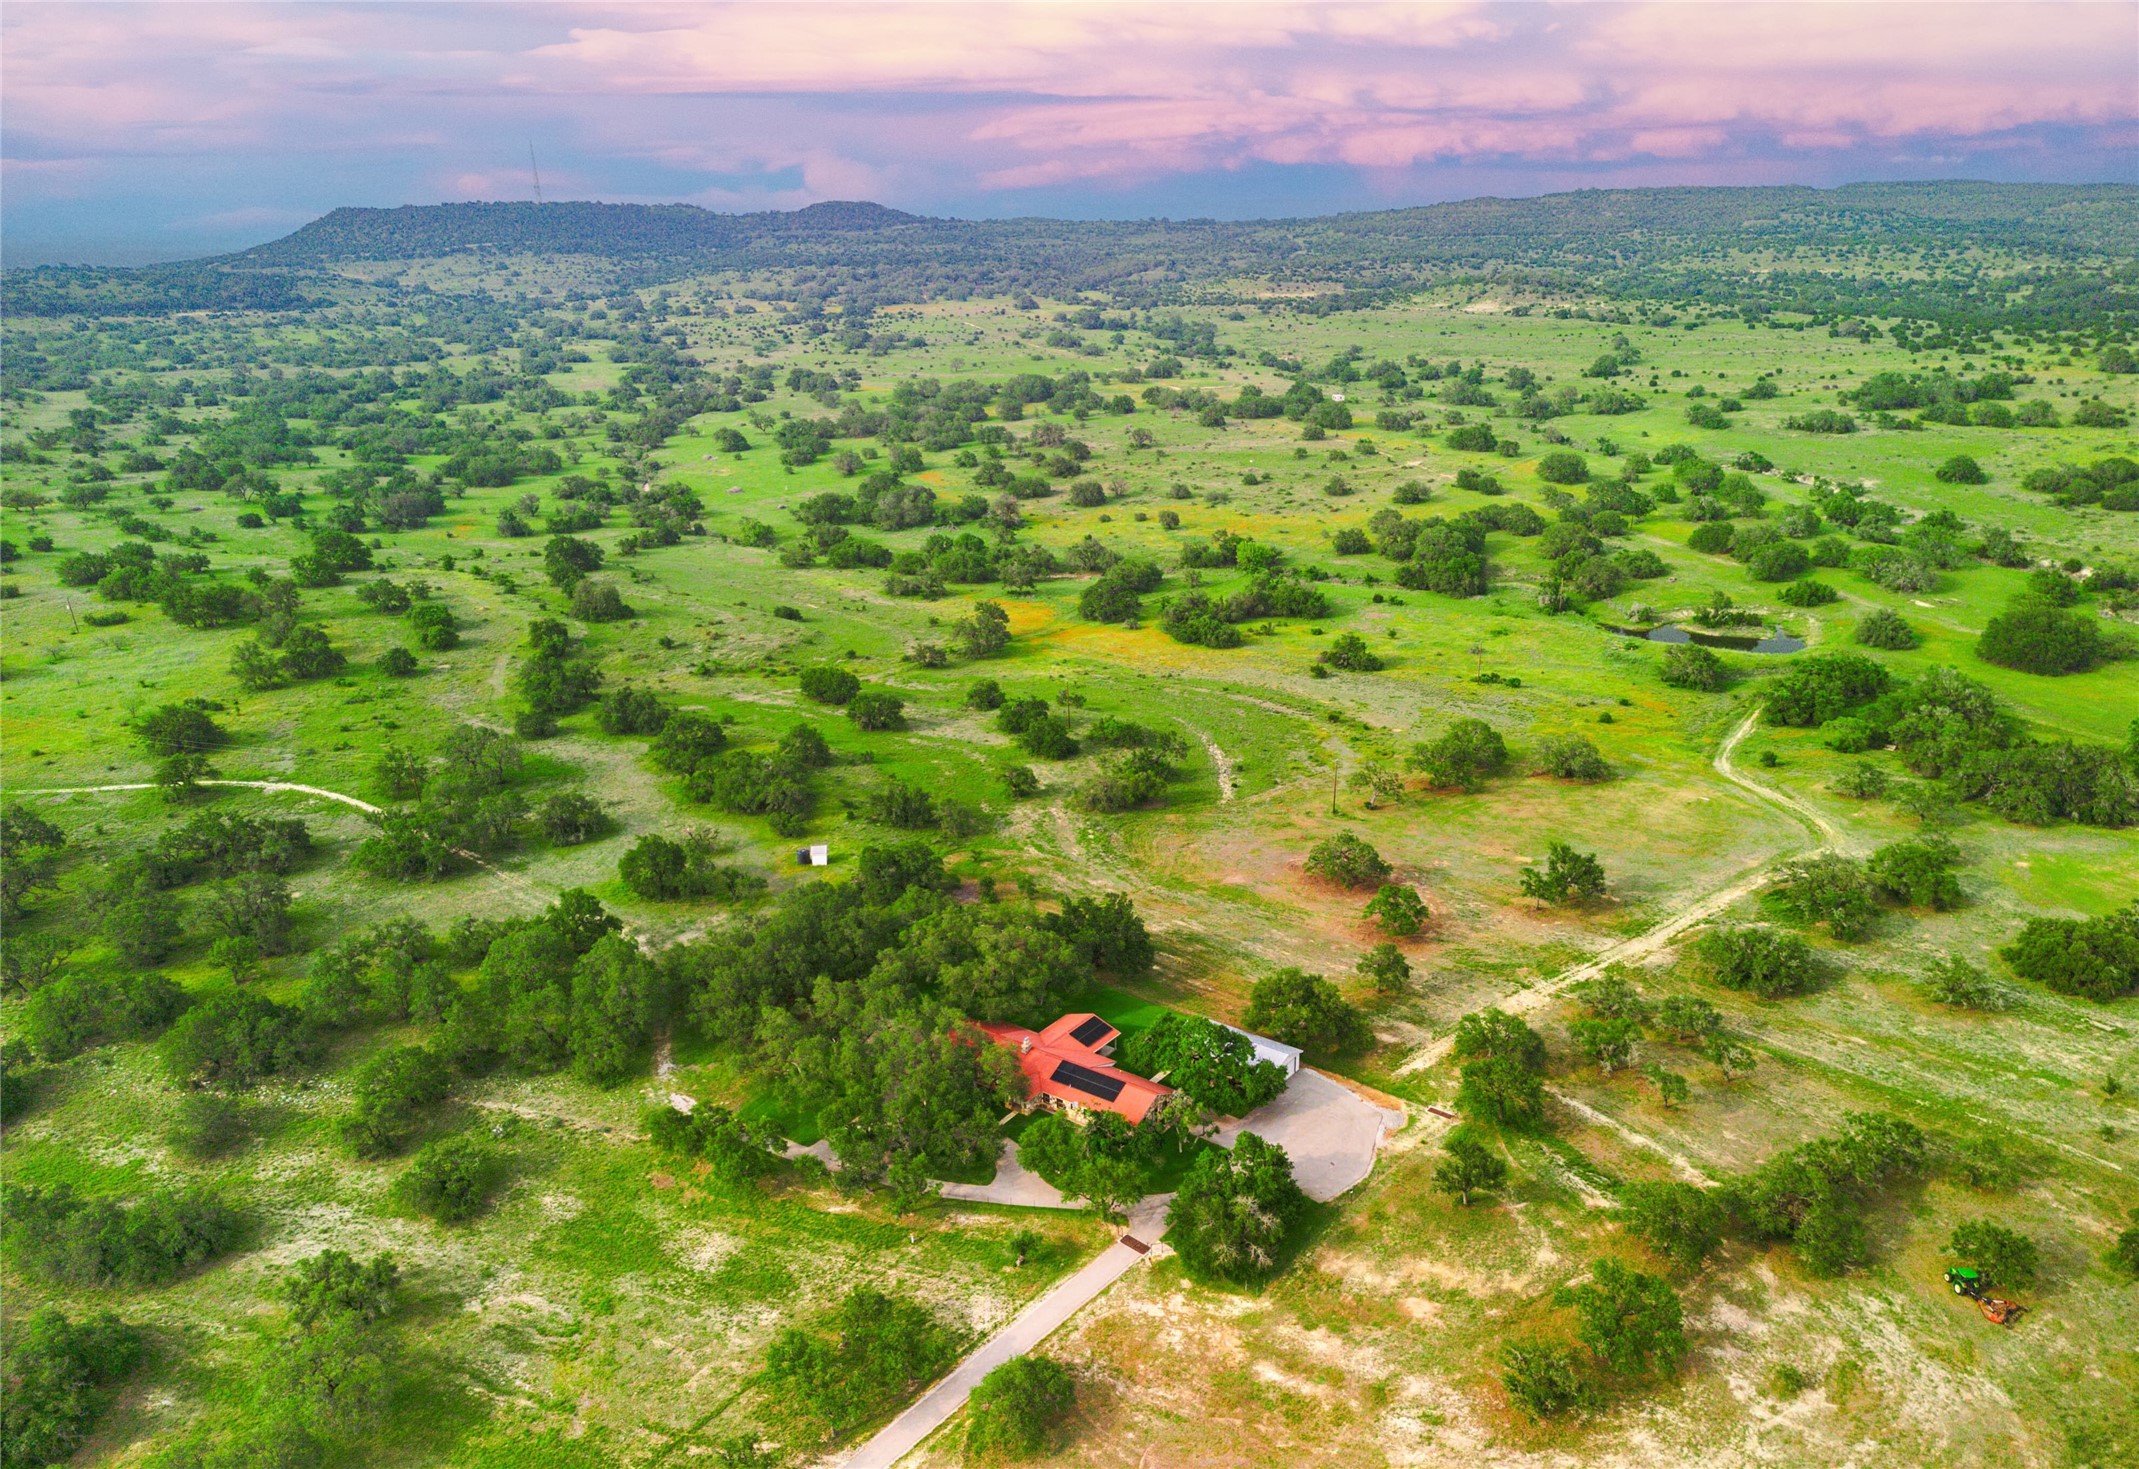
1212,1068,1405,1201
936,1139,1077,1210
841,1193,1172,1469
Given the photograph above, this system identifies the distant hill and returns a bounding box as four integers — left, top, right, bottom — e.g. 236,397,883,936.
248,199,926,263
246,182,2139,269
9,181,2136,324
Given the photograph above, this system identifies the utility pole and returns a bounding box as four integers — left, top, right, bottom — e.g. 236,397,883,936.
529,143,543,205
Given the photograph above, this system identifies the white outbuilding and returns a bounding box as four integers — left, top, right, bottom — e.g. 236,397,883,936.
1225,1024,1302,1078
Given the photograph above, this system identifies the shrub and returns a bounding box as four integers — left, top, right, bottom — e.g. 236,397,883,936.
1659,643,1726,691
1935,455,1987,485
1746,540,1811,581
1921,957,2014,1010
966,1355,1076,1460
1166,1133,1308,1283
17,970,188,1062
1303,831,1391,888
1502,1340,1591,1420
395,1133,496,1222
407,601,458,650
1520,841,1607,904
1318,631,1384,672
2001,905,2139,1002
1783,409,1859,434
763,1289,961,1435
599,686,670,736
1118,1013,1286,1116
1407,717,1508,791
1948,1220,2039,1288
160,989,310,1089
1695,925,1821,998
1686,522,1735,556
1434,1133,1509,1205
1977,599,2121,675
1364,883,1429,936
1765,652,1891,726
1777,577,1837,607
1770,854,1879,940
339,1044,451,1158
1555,1259,1687,1377
1621,1180,1726,1268
1535,734,1611,781
650,711,727,773
1244,967,1371,1054
645,1103,783,1184
1017,713,1078,759
537,791,608,845
3,1183,243,1287
1831,764,1892,799
846,689,907,731
1854,608,1918,648
867,777,938,829
1536,451,1589,484
570,579,632,622
1866,836,1963,909
798,666,862,705
1,1308,142,1468
619,832,765,902
2110,1217,2139,1278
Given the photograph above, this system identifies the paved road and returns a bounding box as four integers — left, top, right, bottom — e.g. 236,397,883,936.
840,1194,1172,1469
1211,1068,1404,1201
937,1139,1076,1210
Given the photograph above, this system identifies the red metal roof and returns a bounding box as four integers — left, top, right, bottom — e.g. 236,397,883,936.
978,1015,1170,1125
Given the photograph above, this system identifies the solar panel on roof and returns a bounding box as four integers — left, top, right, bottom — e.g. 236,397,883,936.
1068,1016,1113,1047
1051,1059,1126,1102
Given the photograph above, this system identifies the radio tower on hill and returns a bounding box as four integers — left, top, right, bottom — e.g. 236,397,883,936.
529,143,543,205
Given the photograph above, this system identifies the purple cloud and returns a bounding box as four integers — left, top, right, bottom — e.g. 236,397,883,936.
4,1,2133,263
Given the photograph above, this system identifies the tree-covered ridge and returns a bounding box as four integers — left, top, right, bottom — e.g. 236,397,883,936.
9,181,2138,328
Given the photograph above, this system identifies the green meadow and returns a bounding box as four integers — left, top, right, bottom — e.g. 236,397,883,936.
3,240,2137,1468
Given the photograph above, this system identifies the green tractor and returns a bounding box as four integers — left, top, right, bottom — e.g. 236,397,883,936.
1945,1266,2022,1325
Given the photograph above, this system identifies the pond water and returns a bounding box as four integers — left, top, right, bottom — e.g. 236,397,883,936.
1602,623,1805,654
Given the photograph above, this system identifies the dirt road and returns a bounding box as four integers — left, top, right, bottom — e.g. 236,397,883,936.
1396,707,1833,1077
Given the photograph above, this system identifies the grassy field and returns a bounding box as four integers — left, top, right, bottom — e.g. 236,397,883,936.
3,265,2137,1468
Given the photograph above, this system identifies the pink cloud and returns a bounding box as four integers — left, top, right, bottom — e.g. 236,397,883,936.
2,0,2132,237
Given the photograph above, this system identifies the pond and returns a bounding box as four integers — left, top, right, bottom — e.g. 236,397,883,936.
1602,623,1805,654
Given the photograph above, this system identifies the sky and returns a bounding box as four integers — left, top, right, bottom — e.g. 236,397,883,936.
4,1,2136,265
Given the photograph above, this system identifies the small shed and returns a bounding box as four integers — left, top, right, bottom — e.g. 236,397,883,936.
1225,1024,1302,1078
795,844,829,867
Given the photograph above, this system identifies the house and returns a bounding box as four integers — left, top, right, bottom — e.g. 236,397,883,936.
1224,1024,1302,1079
978,1013,1172,1125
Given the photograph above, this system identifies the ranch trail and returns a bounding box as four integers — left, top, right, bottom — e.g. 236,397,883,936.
1396,706,1834,1078
16,778,384,814
1178,721,1236,801
12,777,554,909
